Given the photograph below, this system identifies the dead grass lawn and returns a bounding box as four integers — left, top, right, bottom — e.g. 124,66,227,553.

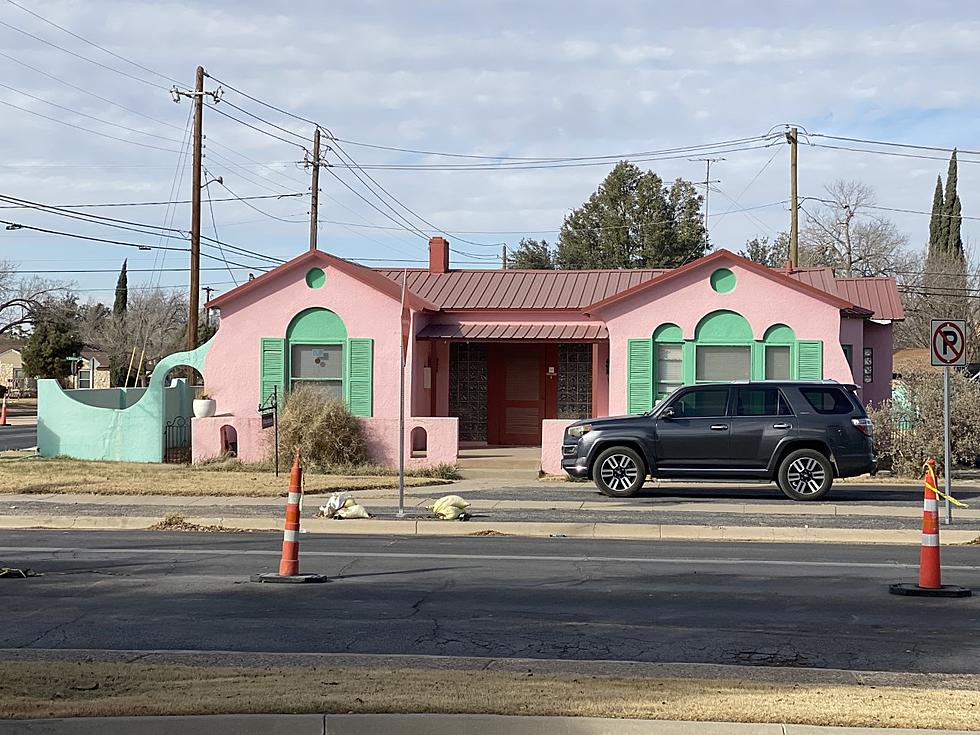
0,457,450,496
1,661,979,729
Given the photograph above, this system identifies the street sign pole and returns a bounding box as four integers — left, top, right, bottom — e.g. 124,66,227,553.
943,366,952,525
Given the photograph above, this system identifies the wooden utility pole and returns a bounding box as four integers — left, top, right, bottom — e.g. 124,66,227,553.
689,157,722,246
188,65,204,352
309,127,321,251
787,127,799,268
501,244,508,269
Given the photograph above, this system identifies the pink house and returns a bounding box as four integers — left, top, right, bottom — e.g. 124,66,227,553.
194,238,903,471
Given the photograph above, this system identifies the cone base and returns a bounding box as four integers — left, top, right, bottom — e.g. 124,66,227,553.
889,582,972,598
250,573,329,584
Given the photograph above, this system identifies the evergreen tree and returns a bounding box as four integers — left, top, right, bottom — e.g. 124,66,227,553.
22,314,82,382
510,238,555,269
112,259,128,317
927,176,944,255
552,161,705,270
944,149,963,256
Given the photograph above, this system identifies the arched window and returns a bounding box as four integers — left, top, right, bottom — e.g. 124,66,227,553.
653,323,683,400
762,324,796,380
694,310,753,383
411,426,428,458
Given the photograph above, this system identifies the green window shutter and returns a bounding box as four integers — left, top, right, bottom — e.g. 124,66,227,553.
347,338,373,417
627,338,653,413
259,337,286,406
796,340,823,380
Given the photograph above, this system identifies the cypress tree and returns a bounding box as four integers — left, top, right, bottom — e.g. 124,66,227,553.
927,175,945,256
948,192,963,256
112,259,128,317
941,150,958,255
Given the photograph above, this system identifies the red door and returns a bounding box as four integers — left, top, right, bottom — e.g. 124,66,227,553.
489,344,548,445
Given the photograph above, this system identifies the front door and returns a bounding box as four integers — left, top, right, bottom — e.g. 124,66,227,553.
489,344,547,445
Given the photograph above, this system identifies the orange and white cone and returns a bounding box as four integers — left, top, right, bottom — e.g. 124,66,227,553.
890,459,971,598
0,395,8,427
250,450,327,584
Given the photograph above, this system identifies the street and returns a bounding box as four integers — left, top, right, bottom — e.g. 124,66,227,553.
3,530,979,673
0,425,37,451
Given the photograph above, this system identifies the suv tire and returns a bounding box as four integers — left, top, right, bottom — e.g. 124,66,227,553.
593,446,646,497
777,449,833,501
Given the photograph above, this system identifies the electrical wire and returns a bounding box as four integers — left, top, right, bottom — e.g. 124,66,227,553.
207,103,309,150
0,192,306,209
203,174,238,286
214,179,308,224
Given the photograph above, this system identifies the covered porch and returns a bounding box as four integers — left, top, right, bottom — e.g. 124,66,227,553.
412,322,609,447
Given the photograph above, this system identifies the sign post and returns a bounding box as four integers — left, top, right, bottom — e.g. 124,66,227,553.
930,319,967,525
397,270,410,519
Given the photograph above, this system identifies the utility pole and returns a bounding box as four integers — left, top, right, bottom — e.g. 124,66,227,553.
787,127,799,268
202,286,215,327
172,66,220,352
690,157,722,246
309,127,321,251
501,244,508,269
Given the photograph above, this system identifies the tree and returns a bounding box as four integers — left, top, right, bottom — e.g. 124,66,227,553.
928,176,944,254
922,150,967,325
0,262,65,337
509,238,555,269
112,259,128,317
548,161,706,270
739,233,789,268
943,149,963,256
21,307,82,382
798,180,913,277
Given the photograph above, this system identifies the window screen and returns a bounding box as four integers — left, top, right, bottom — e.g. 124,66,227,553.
736,388,793,416
799,386,855,415
667,388,729,418
764,346,791,380
655,343,683,398
290,344,343,398
696,345,750,382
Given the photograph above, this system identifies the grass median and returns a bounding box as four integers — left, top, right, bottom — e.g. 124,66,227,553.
1,660,979,729
0,455,454,496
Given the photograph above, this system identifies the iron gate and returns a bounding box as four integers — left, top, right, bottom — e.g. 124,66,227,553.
163,416,192,464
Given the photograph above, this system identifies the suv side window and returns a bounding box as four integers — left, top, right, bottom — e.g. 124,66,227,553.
667,387,729,418
736,387,794,417
799,386,854,415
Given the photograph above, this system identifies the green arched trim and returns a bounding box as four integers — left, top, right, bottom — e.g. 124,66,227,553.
305,267,326,289
653,323,683,341
763,324,796,342
694,310,752,342
709,268,736,293
285,307,347,342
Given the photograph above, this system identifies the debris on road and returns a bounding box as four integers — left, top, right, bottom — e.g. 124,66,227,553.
148,513,246,533
428,494,471,520
0,566,41,578
318,493,371,519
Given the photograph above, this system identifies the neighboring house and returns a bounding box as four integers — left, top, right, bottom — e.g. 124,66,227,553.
65,348,112,390
0,345,36,397
191,239,903,468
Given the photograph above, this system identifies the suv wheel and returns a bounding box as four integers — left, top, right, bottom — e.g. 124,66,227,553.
777,449,833,501
593,446,646,498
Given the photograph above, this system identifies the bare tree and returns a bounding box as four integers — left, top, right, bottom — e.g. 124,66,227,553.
1,261,72,337
799,180,915,279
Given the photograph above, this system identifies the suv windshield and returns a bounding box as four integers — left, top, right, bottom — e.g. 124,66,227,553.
799,386,857,415
665,387,729,418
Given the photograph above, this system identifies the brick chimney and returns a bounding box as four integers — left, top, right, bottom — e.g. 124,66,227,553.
428,236,449,273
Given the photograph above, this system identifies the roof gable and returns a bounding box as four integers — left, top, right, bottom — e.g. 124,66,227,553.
206,250,438,312
582,249,857,314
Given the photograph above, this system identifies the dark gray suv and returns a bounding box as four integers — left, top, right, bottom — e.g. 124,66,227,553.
561,381,876,501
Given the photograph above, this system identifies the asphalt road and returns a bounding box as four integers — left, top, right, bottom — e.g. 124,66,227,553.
2,531,979,673
0,424,36,451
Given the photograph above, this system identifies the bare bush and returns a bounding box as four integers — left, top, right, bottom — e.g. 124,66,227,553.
868,369,980,477
273,386,368,471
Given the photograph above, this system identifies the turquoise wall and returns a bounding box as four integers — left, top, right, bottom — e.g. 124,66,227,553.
37,340,212,463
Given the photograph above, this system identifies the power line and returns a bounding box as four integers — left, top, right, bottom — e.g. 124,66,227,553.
0,192,306,210
0,220,186,251
810,133,980,158
207,103,308,151
203,175,238,286
214,179,308,224
809,142,980,165
203,72,320,127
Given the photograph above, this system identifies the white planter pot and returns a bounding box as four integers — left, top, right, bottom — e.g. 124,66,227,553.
193,398,216,418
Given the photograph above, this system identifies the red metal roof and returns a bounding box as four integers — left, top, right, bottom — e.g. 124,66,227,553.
833,277,905,320
376,268,667,310
417,322,608,340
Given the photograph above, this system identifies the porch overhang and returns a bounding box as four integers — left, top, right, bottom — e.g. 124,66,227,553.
417,322,608,341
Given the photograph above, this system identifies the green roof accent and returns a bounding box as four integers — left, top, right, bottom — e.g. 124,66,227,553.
709,267,736,293
286,307,348,342
305,267,326,289
695,309,752,342
653,323,683,341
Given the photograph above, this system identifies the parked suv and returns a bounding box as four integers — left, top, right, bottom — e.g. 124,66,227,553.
561,381,876,501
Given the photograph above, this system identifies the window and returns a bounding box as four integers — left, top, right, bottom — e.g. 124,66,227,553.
842,344,853,369
696,345,750,382
764,346,791,380
655,343,683,398
78,369,91,389
290,343,343,399
12,368,23,380
799,386,855,415
667,388,729,418
736,388,793,417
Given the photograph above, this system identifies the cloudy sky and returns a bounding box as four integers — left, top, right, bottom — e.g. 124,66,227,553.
1,0,979,299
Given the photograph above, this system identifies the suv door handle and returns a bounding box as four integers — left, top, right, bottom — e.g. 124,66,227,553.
710,424,729,431
772,423,792,430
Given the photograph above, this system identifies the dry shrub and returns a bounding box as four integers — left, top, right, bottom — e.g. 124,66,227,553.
273,386,368,471
868,368,980,477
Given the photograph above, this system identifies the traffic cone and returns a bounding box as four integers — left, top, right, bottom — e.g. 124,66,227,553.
890,459,971,598
250,450,327,584
0,395,7,427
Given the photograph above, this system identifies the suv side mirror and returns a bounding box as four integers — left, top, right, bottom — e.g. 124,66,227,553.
660,407,675,420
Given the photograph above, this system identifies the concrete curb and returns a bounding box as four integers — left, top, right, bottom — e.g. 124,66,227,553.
0,714,974,735
1,513,978,545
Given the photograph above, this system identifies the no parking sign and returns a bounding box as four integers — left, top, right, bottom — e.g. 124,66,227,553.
931,320,967,367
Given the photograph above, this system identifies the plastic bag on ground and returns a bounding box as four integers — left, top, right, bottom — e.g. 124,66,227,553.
318,491,351,518
335,503,371,520
428,494,470,516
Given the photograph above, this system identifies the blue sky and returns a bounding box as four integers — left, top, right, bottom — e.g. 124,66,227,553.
1,0,979,300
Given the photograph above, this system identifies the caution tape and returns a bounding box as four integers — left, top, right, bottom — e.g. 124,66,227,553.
923,462,969,508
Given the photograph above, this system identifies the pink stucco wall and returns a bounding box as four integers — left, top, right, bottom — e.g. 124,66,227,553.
541,419,576,475
361,416,459,467
596,256,853,415
192,415,267,464
593,341,609,417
